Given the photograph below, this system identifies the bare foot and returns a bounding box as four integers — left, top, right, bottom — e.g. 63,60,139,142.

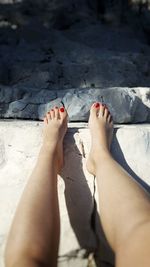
87,102,114,176
42,106,68,172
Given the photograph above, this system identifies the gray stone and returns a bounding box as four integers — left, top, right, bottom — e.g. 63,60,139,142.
10,65,50,89
22,89,57,104
0,86,26,104
5,101,38,119
38,98,63,120
6,100,27,114
1,51,150,90
61,88,150,123
64,23,149,53
0,87,150,122
0,22,150,90
0,103,9,118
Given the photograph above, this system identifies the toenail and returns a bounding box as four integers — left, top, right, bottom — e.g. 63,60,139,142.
55,106,58,109
94,102,100,108
60,107,64,112
51,109,54,111
47,112,50,114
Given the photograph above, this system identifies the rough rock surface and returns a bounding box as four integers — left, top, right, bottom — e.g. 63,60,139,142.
0,87,150,123
0,121,150,267
0,1,150,124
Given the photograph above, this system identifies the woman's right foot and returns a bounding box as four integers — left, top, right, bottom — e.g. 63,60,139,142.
86,102,114,176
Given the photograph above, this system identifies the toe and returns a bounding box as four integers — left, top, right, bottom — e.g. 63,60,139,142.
99,103,105,117
59,107,68,120
47,112,51,121
54,106,59,119
108,114,113,124
91,102,100,116
104,105,109,119
50,108,55,119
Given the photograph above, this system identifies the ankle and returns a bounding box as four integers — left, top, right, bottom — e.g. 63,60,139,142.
93,146,111,160
38,146,59,172
39,145,58,163
41,142,57,153
94,150,112,169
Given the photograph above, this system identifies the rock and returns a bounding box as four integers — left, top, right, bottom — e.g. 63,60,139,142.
0,86,13,104
0,22,150,89
7,100,27,114
0,87,150,122
38,98,63,119
0,103,9,118
22,89,57,104
140,7,150,40
61,88,150,123
65,21,149,53
5,101,38,119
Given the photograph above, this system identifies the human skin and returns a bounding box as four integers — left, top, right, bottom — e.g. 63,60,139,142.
5,103,150,267
5,106,68,267
87,102,150,267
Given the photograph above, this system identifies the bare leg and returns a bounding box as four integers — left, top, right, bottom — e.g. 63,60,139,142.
5,107,68,267
87,103,150,267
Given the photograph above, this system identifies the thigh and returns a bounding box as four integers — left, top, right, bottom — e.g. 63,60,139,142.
116,225,150,267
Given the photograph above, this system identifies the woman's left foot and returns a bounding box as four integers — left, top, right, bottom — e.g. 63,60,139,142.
43,106,68,172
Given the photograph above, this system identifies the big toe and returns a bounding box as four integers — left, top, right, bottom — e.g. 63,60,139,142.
59,107,68,121
90,102,100,117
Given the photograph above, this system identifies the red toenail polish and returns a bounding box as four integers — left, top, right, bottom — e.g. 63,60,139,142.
48,111,50,114
60,107,64,112
51,109,54,111
95,102,100,108
55,106,58,109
